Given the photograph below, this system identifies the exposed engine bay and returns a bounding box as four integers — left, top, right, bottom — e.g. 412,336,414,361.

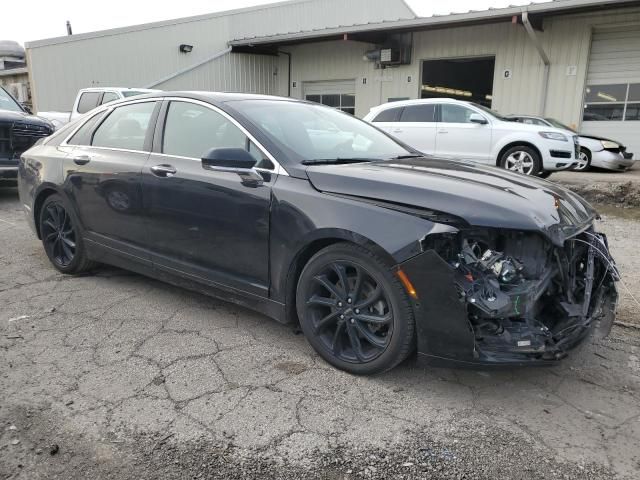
424,227,619,362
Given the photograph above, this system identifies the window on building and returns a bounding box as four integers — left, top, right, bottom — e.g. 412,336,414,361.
92,101,156,151
76,92,102,114
583,83,640,121
305,93,355,115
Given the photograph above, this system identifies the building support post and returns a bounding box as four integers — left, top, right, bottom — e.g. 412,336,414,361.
522,11,550,116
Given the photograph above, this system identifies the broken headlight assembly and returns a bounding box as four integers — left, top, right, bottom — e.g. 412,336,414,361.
423,227,619,361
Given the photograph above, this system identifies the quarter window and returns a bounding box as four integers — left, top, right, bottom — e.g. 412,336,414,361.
583,83,640,121
372,107,402,122
440,104,476,123
400,104,436,122
76,92,102,114
92,101,156,151
67,111,107,146
100,92,120,105
162,101,273,169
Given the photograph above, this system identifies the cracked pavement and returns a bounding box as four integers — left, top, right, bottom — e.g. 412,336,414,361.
1,186,639,479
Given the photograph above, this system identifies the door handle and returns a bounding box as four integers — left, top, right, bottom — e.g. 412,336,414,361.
72,154,91,165
438,129,448,134
150,164,177,177
392,129,403,133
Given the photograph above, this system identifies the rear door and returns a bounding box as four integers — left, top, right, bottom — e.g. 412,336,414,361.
63,100,160,259
394,103,438,154
435,103,492,163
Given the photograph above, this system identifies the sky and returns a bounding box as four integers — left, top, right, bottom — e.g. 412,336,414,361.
2,0,550,46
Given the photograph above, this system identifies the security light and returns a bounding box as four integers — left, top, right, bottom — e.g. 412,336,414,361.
179,44,193,53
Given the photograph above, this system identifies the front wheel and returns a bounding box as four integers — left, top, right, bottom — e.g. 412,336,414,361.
296,243,415,375
499,146,542,176
573,148,591,171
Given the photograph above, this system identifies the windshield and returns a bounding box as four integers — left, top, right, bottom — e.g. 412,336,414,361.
121,90,151,98
228,100,412,164
0,87,23,113
471,103,510,121
545,118,576,132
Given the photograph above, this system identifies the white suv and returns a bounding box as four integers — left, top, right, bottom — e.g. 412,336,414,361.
363,98,578,177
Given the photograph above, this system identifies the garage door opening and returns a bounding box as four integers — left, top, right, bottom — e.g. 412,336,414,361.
304,80,355,115
420,56,495,107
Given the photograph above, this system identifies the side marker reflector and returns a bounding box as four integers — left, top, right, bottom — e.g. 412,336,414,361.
396,269,418,299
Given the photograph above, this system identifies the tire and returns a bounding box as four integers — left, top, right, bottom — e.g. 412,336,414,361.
499,145,543,176
296,242,415,375
573,148,591,172
39,194,96,274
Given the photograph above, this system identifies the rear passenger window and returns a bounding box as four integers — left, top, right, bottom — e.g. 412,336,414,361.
66,111,107,146
372,107,402,122
76,92,102,114
400,104,436,122
92,101,156,151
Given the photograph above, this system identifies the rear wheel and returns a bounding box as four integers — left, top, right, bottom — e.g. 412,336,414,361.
573,148,591,171
296,243,415,375
499,146,542,176
40,194,95,274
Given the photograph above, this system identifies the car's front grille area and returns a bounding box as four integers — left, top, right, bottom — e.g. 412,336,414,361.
0,124,12,162
12,123,51,138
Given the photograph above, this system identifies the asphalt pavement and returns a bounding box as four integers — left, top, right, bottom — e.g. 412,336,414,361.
1,186,639,479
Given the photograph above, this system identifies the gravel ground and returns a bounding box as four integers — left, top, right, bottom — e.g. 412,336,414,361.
1,186,639,480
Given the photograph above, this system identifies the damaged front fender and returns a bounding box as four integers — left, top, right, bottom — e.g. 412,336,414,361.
401,227,618,367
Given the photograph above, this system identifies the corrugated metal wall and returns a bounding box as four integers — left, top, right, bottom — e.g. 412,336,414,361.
284,6,640,124
27,0,414,111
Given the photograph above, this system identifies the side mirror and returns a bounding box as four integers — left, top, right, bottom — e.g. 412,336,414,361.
201,148,257,170
469,113,488,125
201,148,262,186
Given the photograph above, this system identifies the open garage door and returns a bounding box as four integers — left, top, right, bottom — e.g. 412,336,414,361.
582,26,640,159
303,80,355,115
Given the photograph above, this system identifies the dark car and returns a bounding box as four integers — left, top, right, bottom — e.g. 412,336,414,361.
18,92,619,374
0,86,54,185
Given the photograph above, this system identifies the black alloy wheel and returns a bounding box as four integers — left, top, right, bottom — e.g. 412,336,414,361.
42,202,76,268
39,194,95,274
297,243,415,374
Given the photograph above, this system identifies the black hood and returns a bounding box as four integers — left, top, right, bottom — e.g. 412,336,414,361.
306,157,597,246
0,109,52,128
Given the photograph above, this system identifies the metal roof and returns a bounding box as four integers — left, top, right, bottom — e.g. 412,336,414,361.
229,0,640,46
25,0,415,49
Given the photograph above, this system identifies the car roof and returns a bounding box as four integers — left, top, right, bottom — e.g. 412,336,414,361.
369,97,469,112
119,91,304,105
78,87,160,93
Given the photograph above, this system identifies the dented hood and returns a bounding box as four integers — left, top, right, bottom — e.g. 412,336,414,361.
306,157,597,245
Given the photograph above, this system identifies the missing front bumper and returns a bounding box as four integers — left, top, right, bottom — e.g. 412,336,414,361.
401,230,618,367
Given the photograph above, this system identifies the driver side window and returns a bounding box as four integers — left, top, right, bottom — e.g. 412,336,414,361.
440,104,476,124
162,101,274,169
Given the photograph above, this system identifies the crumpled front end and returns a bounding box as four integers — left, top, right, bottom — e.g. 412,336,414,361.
402,226,619,366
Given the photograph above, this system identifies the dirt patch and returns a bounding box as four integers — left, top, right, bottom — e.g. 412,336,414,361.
560,181,640,207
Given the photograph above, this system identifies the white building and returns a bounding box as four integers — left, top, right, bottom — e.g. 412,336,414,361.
26,0,640,154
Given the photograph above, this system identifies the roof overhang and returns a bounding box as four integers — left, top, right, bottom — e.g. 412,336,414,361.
229,0,640,48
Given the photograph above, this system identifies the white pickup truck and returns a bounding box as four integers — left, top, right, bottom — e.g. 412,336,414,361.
38,87,159,129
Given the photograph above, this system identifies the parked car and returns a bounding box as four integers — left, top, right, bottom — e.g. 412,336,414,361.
38,87,160,129
0,86,54,186
18,92,618,374
507,115,635,172
363,98,579,177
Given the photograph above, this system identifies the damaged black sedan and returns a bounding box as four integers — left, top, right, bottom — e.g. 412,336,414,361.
18,92,618,374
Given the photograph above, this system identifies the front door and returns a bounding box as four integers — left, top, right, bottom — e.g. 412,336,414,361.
393,103,438,154
63,100,159,258
435,103,492,163
141,100,275,297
